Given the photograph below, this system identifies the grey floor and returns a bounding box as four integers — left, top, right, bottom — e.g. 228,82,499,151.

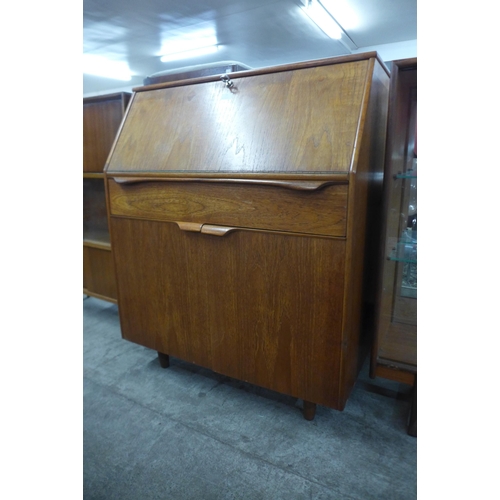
83,296,417,500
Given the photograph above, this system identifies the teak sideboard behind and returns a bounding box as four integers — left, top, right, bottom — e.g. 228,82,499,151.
83,92,130,303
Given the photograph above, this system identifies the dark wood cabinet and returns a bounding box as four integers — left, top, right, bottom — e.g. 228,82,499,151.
105,53,390,418
83,92,130,303
371,58,417,435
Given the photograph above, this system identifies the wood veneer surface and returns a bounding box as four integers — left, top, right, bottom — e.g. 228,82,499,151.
83,246,117,300
108,179,348,237
111,217,346,407
105,54,391,412
84,98,125,173
107,61,370,175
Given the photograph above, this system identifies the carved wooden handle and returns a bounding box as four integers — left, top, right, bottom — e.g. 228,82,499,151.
201,225,237,236
110,176,344,191
175,221,237,236
175,222,203,232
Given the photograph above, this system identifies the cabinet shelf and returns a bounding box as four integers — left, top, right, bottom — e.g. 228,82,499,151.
394,172,417,179
83,172,104,179
388,235,417,264
83,236,111,250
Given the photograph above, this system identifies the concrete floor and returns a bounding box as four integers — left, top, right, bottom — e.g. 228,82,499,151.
83,296,417,500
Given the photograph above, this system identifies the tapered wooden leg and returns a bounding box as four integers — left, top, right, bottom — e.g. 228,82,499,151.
303,401,316,421
157,352,170,369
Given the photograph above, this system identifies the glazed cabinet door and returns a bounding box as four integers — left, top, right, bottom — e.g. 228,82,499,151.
110,216,347,408
373,62,417,375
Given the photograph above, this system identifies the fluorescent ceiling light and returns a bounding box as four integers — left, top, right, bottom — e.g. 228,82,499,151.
160,44,220,63
302,0,343,40
83,54,132,81
319,0,358,30
160,28,220,63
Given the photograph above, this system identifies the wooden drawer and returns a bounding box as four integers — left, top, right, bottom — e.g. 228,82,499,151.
108,178,348,237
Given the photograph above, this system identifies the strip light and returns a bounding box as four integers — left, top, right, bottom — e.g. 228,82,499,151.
302,0,343,40
83,54,132,81
160,29,220,63
160,44,220,63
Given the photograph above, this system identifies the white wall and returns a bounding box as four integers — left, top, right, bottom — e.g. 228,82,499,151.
354,39,417,62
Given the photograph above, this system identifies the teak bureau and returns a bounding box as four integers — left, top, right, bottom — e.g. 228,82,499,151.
105,53,390,419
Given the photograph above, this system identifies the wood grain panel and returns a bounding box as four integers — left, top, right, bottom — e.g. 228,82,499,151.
84,97,126,172
110,217,346,408
83,246,117,302
107,62,369,175
111,218,213,368
205,226,346,407
108,179,348,237
338,58,390,407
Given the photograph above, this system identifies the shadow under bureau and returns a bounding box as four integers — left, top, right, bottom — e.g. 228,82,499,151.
105,53,390,420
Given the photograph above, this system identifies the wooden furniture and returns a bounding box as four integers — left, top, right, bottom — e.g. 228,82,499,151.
83,92,131,303
371,58,417,436
105,53,390,419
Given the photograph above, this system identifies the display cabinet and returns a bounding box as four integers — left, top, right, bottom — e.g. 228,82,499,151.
105,53,390,419
371,58,417,436
83,92,131,303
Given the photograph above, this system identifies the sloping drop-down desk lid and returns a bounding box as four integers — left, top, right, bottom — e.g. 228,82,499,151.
105,54,383,178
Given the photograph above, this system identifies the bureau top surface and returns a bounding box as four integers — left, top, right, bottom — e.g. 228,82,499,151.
106,53,382,177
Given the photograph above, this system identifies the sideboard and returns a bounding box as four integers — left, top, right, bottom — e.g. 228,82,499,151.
83,92,131,303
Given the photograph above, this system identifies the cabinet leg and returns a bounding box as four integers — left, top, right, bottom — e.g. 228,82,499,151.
303,401,316,421
157,352,170,369
407,377,417,437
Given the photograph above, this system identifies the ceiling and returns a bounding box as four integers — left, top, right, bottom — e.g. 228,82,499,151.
83,0,417,95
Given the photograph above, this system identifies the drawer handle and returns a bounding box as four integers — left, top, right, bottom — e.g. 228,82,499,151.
175,221,236,237
110,176,345,191
201,224,237,237
175,221,203,232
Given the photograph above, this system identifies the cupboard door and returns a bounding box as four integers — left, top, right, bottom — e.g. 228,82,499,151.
110,217,346,407
373,63,417,374
83,246,117,301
